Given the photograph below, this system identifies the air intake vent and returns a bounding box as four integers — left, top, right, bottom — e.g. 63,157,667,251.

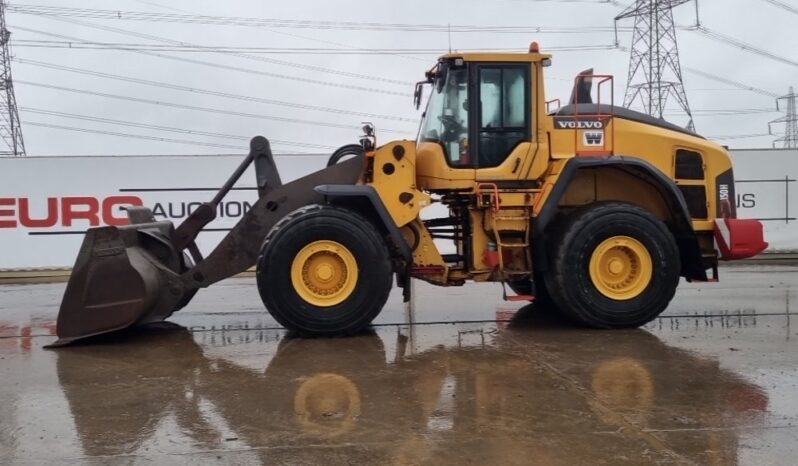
678,185,708,219
675,149,704,180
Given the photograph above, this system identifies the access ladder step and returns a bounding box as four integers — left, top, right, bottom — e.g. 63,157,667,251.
493,215,532,221
505,294,535,302
441,254,465,263
504,270,531,275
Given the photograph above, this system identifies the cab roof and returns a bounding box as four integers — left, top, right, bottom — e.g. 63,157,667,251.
439,50,552,63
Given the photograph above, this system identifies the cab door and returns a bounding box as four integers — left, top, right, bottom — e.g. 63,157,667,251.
471,63,538,182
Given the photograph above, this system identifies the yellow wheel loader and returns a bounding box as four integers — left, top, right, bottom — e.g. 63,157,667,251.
52,43,768,345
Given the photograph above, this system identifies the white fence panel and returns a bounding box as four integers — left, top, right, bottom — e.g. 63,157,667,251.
730,149,797,252
0,149,795,270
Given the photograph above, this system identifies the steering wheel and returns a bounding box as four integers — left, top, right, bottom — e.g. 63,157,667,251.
438,114,464,139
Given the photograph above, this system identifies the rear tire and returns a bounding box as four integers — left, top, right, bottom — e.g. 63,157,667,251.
257,205,393,336
545,202,680,328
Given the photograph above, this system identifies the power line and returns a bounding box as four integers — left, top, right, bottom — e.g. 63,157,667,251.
16,22,781,113
19,107,337,149
24,121,251,150
15,80,413,134
681,66,780,98
246,18,428,63
760,0,798,16
9,8,415,86
691,87,781,92
23,121,343,153
16,19,414,97
39,3,787,102
131,0,185,14
14,17,616,97
708,132,775,141
17,34,780,129
16,1,798,74
689,25,798,70
692,108,777,115
666,108,778,116
13,2,788,142
11,57,418,123
127,0,428,63
8,4,630,33
8,39,619,54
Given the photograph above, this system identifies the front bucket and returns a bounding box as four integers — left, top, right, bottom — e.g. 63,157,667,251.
51,222,195,346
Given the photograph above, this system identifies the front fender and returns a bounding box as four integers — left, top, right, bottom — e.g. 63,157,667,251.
314,184,412,265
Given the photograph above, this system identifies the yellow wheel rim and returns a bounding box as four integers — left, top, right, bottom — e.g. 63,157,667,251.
589,236,653,301
291,240,358,307
590,357,654,424
294,372,361,438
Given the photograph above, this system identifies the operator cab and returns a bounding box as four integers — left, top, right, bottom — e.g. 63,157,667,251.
414,47,549,192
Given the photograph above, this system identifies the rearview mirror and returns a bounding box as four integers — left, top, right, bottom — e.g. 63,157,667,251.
413,81,425,110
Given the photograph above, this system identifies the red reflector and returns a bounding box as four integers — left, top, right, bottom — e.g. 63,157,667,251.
714,218,768,260
484,250,500,267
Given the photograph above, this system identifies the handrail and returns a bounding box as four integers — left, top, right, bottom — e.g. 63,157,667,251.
571,74,615,157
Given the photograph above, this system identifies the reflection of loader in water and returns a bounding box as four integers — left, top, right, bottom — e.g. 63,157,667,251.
54,329,220,457
56,320,767,465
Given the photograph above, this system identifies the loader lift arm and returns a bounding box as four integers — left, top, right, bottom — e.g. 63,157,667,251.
181,141,366,289
171,137,283,264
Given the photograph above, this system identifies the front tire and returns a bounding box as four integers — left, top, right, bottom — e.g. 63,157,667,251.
545,202,680,328
257,205,393,336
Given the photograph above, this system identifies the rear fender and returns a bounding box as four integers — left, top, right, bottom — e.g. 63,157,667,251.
534,156,707,281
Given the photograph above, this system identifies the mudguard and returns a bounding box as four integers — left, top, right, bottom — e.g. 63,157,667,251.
534,156,708,281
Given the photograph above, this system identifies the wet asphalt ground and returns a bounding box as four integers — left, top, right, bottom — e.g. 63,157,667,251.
0,264,796,465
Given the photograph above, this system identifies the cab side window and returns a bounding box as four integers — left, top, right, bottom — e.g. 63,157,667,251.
477,65,531,167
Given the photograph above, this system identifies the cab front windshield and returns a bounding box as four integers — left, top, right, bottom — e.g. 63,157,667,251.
418,62,469,165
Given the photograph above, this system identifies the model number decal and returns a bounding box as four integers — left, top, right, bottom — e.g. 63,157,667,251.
718,184,730,201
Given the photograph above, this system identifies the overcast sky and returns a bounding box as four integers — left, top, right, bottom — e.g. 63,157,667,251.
4,0,797,157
